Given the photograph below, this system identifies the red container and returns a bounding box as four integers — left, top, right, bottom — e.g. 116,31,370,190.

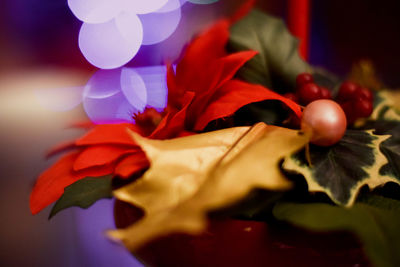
114,200,370,267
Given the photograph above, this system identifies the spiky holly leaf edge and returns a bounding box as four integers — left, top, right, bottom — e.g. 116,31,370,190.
282,130,399,207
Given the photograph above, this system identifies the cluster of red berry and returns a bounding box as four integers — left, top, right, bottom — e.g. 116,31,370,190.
285,73,374,125
336,81,373,124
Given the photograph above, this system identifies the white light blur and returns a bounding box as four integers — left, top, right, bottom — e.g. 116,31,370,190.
83,90,138,124
139,5,181,45
120,68,147,112
121,0,169,14
78,13,143,69
68,0,122,24
134,65,168,110
157,0,184,12
82,66,168,123
83,69,122,99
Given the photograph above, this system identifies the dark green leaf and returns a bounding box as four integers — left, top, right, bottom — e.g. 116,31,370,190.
228,10,310,93
357,192,400,212
49,175,113,219
367,121,400,181
233,100,289,127
283,130,393,206
273,199,400,267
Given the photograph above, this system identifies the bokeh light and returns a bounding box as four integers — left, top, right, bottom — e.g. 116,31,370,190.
120,68,147,111
78,13,143,69
83,91,138,124
83,69,122,99
121,0,169,15
68,0,121,24
139,6,182,45
82,65,168,123
158,0,185,12
134,65,168,110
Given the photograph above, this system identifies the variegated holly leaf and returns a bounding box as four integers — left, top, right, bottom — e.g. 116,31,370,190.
282,130,396,206
108,125,310,250
228,9,310,93
365,121,400,183
371,90,400,121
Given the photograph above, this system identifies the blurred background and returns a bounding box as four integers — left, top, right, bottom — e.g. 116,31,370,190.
1,0,400,266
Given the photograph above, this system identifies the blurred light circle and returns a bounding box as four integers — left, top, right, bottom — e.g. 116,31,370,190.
83,69,122,99
121,0,169,14
157,0,182,12
120,68,147,112
83,91,138,124
68,0,122,24
139,6,181,45
135,66,168,110
79,13,143,69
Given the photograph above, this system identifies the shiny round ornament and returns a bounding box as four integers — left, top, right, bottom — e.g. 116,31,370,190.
301,99,347,146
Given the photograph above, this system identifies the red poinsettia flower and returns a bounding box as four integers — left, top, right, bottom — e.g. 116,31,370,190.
30,10,301,215
151,19,301,139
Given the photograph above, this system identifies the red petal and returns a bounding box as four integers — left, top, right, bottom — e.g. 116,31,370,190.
194,51,258,101
76,123,141,146
73,145,137,171
114,152,150,179
194,80,302,131
166,64,180,107
151,91,195,139
176,20,230,89
30,152,114,214
187,51,258,127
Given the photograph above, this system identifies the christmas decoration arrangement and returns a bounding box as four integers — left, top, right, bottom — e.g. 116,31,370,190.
30,1,400,266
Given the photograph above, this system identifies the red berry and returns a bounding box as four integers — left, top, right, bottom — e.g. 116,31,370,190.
320,87,332,99
337,81,361,101
283,92,299,103
296,73,314,88
354,98,373,118
298,83,322,105
357,87,373,102
340,101,357,125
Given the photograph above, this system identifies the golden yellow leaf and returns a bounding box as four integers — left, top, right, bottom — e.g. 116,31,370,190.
109,124,310,251
114,124,266,214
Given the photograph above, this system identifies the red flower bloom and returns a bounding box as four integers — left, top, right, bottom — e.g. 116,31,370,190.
150,20,301,139
30,13,301,215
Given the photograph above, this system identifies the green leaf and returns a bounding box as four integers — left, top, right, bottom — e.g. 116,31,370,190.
282,130,395,206
49,175,113,219
228,9,310,93
273,198,400,267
